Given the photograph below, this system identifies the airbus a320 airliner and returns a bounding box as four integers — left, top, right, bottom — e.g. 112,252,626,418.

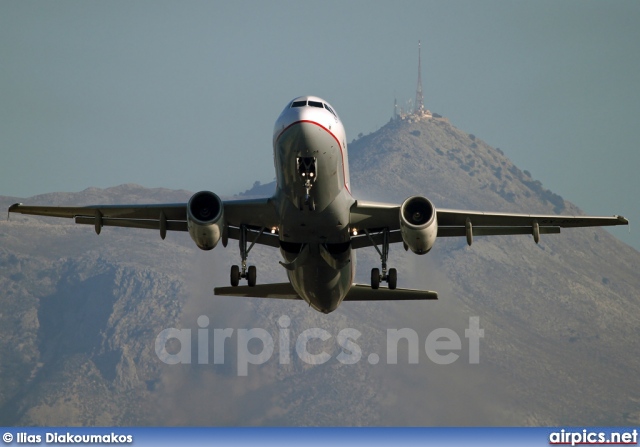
9,96,629,313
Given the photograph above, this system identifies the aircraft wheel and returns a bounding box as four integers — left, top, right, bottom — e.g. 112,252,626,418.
230,265,240,287
371,268,380,290
388,268,397,290
247,265,257,287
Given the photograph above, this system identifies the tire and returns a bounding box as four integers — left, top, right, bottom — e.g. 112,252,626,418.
230,265,240,287
247,265,257,287
388,268,397,290
371,268,380,290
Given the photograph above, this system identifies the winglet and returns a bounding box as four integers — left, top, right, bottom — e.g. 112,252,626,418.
616,215,629,225
614,215,630,233
7,203,23,220
622,215,630,234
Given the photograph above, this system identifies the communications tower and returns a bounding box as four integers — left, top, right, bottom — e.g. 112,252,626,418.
414,40,424,114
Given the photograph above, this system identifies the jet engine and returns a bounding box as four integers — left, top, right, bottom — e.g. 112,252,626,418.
399,196,438,255
187,191,224,251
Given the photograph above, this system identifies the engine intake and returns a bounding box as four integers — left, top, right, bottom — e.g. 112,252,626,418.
400,196,438,254
187,191,224,250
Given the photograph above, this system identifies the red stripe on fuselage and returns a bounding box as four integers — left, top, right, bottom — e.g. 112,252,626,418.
275,120,351,194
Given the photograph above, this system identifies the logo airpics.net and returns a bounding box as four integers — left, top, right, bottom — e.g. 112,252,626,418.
155,315,484,376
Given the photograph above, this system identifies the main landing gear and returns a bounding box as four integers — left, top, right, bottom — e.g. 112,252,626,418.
230,225,262,287
365,228,397,290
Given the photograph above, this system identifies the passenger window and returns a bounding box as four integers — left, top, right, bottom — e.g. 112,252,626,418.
291,100,307,107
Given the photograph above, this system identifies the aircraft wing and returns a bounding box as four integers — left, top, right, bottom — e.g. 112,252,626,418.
8,202,189,229
349,200,629,249
8,198,281,248
435,208,629,229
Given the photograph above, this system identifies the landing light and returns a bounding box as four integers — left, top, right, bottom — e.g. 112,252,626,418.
352,229,358,236
271,227,277,234
310,172,314,178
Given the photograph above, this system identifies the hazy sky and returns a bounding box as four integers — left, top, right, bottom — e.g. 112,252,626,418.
1,0,638,249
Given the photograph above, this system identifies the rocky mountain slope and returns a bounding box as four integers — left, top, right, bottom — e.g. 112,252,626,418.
1,116,638,426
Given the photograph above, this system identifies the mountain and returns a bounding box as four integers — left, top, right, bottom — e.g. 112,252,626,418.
1,115,639,426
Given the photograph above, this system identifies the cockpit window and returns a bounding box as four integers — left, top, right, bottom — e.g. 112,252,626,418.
324,104,337,117
291,99,336,116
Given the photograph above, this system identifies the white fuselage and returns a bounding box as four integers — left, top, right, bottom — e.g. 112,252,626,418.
272,96,356,313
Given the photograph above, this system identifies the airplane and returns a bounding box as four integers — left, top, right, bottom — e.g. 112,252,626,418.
8,96,629,313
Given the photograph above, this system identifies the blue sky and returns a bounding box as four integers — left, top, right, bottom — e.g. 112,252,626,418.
1,0,638,249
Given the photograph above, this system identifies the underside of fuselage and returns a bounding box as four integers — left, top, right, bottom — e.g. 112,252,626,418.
283,245,354,313
272,98,355,313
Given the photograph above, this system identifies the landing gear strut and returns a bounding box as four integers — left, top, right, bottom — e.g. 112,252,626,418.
365,228,397,290
230,225,262,287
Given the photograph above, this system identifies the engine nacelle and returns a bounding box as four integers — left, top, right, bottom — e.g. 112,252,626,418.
187,191,224,251
399,196,438,255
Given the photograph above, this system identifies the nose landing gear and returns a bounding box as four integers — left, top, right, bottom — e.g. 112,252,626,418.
297,157,317,211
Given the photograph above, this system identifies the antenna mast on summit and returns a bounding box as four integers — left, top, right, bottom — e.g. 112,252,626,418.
414,40,424,114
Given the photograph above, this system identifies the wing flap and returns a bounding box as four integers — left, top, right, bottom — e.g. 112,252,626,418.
75,216,188,232
437,226,560,237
